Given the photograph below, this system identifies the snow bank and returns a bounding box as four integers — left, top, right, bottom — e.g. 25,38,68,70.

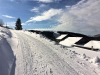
68,47,100,58
89,56,100,63
89,56,100,67
0,27,15,75
0,27,12,38
80,53,87,59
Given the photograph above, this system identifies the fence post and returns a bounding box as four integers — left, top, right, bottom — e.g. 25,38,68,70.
91,46,93,50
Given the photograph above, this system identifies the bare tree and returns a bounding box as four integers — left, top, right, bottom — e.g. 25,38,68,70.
0,19,4,27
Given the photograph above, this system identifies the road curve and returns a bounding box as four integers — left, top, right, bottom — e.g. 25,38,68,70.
11,30,99,75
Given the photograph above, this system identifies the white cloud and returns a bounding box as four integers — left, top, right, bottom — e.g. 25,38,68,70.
69,0,100,21
33,0,61,3
27,8,62,22
38,0,53,3
4,22,15,26
22,23,27,26
65,6,71,8
10,0,14,2
2,15,15,18
30,7,39,12
30,4,46,12
40,4,46,7
54,0,100,35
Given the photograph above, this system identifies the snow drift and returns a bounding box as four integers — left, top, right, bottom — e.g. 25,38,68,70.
0,27,15,75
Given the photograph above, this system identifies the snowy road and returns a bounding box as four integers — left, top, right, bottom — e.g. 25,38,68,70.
10,30,100,75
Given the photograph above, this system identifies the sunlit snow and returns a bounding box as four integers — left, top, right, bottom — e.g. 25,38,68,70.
0,27,100,75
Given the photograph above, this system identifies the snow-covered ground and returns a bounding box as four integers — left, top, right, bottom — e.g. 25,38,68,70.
56,34,67,40
84,40,100,49
0,27,15,75
0,27,100,75
59,37,82,46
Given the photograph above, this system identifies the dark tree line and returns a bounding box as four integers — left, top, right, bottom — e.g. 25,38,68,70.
0,18,23,30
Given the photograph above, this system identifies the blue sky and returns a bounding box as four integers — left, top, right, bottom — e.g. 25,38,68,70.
0,0,100,35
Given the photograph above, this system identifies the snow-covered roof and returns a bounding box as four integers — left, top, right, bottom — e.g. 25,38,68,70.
56,34,67,40
59,37,82,46
84,40,100,49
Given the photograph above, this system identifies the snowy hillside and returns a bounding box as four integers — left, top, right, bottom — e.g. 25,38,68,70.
0,27,15,75
0,27,100,75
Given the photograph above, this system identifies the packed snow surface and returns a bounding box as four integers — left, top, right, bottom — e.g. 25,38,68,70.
0,27,100,75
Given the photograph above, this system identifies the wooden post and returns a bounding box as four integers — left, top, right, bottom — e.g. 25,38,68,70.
91,46,93,50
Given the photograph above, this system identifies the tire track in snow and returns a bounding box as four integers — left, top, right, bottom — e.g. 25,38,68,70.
16,33,53,75
16,33,34,75
22,33,79,75
20,33,79,75
31,33,99,75
17,33,54,75
14,31,99,75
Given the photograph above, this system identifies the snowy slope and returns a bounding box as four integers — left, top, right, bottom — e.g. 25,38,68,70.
8,30,100,75
0,27,100,75
0,27,15,75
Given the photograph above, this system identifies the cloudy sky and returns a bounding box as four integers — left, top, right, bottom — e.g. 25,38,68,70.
0,0,100,35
